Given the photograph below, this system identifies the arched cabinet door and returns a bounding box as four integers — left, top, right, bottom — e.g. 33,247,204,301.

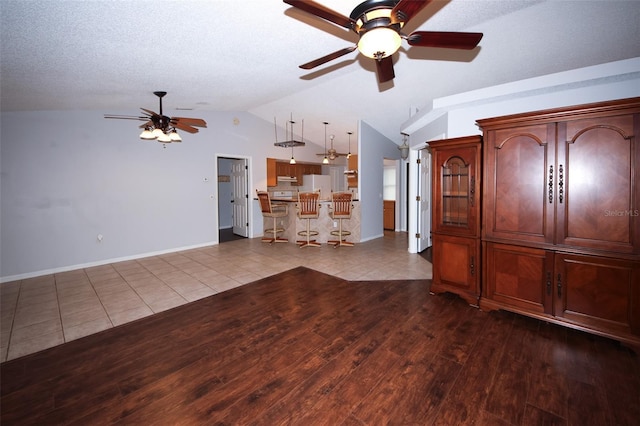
481,123,556,245
430,136,481,238
557,114,637,253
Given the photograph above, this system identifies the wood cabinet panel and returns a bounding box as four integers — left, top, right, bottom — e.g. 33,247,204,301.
483,124,554,244
554,253,640,336
267,158,277,187
276,161,293,178
347,155,358,188
383,200,395,230
558,114,636,252
431,234,480,306
482,242,552,315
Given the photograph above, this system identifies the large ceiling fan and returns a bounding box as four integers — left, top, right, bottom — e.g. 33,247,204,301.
283,0,483,83
104,91,207,143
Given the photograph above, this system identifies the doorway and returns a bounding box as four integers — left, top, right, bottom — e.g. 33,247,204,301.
408,147,431,253
383,158,399,231
217,156,249,243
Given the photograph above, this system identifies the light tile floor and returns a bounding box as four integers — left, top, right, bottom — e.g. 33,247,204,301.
0,232,432,362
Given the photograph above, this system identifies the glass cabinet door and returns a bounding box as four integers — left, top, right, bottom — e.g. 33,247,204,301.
442,157,470,227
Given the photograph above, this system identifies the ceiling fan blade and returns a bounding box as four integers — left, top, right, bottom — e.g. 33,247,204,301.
138,121,153,128
104,115,147,121
172,121,200,134
283,0,354,29
300,45,357,69
375,56,395,83
140,108,159,117
391,0,432,25
407,31,483,49
171,117,207,127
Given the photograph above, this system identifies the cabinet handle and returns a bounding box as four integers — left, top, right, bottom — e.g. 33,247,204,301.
470,256,475,276
558,164,564,203
548,165,553,203
470,176,475,207
546,272,551,295
557,273,562,297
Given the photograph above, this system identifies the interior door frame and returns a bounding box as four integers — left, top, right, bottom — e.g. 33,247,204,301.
215,153,252,242
408,145,432,253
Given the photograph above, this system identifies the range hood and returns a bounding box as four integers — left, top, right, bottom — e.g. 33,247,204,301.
277,176,298,182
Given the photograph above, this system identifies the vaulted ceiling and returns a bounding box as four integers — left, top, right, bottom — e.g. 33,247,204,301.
2,1,639,153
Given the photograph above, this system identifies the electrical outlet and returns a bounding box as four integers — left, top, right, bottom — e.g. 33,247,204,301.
333,221,337,228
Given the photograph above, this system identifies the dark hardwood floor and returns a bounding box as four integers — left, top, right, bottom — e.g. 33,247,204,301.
1,267,638,425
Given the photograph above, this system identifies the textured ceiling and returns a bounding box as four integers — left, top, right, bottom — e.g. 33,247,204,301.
2,0,639,152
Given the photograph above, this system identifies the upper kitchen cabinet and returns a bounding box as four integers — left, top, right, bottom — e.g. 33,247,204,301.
267,158,322,187
347,155,358,188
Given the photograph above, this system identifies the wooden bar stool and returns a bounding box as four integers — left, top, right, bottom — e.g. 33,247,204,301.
328,192,354,247
296,191,321,248
257,190,288,243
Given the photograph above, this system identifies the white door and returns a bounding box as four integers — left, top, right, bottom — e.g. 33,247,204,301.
231,159,249,237
416,148,431,252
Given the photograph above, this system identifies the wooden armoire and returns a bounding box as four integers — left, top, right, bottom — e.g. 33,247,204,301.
429,136,482,306
477,97,640,348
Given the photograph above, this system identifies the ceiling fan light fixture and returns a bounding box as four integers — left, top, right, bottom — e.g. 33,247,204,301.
357,27,401,59
140,127,155,140
157,132,172,143
151,128,164,139
323,156,329,164
169,129,182,142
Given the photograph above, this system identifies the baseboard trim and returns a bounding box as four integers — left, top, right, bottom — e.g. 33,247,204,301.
1,241,218,284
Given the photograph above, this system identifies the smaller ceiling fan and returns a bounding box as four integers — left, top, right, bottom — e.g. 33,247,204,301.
104,91,207,143
283,0,483,83
317,134,348,161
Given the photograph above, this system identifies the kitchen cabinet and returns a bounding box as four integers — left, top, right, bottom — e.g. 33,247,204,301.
267,158,277,187
383,200,395,230
478,97,640,348
347,155,358,188
429,136,482,305
266,158,322,187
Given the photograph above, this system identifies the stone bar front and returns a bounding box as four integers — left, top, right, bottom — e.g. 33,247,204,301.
265,199,360,244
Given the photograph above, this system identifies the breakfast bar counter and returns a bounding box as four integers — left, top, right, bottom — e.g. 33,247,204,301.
265,198,361,244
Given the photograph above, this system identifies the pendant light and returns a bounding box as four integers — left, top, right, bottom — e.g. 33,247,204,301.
398,133,410,160
322,121,329,164
290,143,296,164
347,131,353,158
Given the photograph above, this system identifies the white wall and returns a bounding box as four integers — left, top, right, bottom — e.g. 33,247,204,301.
359,121,402,242
403,58,640,141
0,109,326,280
